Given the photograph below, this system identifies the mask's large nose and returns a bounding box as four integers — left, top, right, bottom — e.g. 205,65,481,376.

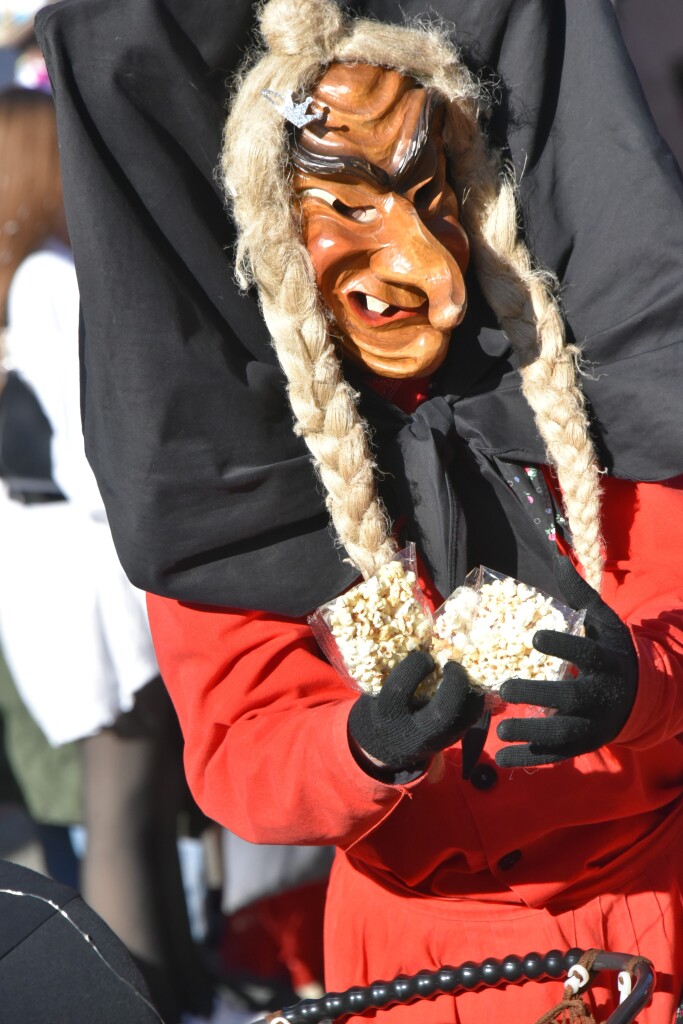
368,195,467,330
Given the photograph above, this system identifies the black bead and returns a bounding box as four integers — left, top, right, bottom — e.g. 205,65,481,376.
323,996,344,1018
459,963,480,989
566,949,584,969
437,968,460,992
481,958,503,985
502,955,523,981
370,983,392,1007
415,973,439,997
296,1002,318,1023
299,1004,325,1024
523,953,544,979
306,1003,328,1023
393,979,411,1001
544,951,565,978
470,763,498,790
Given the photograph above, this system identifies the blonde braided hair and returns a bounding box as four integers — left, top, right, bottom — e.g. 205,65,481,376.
221,0,604,590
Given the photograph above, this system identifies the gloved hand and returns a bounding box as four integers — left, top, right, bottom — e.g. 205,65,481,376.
496,557,639,768
348,649,484,775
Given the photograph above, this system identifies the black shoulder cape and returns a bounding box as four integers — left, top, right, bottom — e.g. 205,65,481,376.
36,0,683,615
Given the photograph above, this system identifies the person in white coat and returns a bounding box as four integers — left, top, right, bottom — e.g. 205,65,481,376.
0,84,215,1024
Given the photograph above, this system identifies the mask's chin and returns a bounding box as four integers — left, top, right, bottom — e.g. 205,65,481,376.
338,329,451,379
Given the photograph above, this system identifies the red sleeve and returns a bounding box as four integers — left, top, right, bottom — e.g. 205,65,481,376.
597,475,683,749
146,598,425,845
149,476,683,844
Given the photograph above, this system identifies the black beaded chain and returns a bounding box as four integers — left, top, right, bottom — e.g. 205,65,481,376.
272,949,584,1024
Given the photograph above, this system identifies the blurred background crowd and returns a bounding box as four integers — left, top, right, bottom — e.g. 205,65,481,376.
0,1,680,1023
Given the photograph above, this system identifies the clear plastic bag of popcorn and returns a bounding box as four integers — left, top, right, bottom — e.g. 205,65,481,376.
430,566,585,707
309,544,433,697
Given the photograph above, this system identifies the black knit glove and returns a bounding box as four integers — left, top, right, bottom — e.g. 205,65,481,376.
348,650,484,775
495,557,639,768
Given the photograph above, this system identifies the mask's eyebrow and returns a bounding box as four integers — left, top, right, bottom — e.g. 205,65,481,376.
291,90,442,192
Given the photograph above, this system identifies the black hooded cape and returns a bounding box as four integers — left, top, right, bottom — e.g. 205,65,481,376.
35,0,683,615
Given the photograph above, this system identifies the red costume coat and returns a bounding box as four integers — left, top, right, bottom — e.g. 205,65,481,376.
148,474,683,1024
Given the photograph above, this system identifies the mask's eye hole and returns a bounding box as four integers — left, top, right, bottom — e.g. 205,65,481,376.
299,188,379,223
333,199,379,223
300,187,337,206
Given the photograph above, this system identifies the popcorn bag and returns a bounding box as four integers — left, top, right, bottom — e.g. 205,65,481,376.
430,566,585,708
309,544,433,696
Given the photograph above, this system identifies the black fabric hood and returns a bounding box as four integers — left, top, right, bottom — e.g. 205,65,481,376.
35,0,683,615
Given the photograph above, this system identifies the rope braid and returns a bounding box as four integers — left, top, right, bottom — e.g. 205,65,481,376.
221,0,604,590
443,107,604,589
223,10,397,580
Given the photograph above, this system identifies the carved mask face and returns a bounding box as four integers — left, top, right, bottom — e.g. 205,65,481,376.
293,63,469,379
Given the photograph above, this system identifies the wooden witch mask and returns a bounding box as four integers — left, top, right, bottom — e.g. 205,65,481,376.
293,63,470,379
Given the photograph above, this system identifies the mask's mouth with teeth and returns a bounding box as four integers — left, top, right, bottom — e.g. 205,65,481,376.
348,290,428,326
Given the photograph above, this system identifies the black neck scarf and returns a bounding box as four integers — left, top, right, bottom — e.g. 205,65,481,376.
352,277,573,603
36,0,683,616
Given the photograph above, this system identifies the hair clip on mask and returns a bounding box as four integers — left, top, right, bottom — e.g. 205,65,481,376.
261,88,324,129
